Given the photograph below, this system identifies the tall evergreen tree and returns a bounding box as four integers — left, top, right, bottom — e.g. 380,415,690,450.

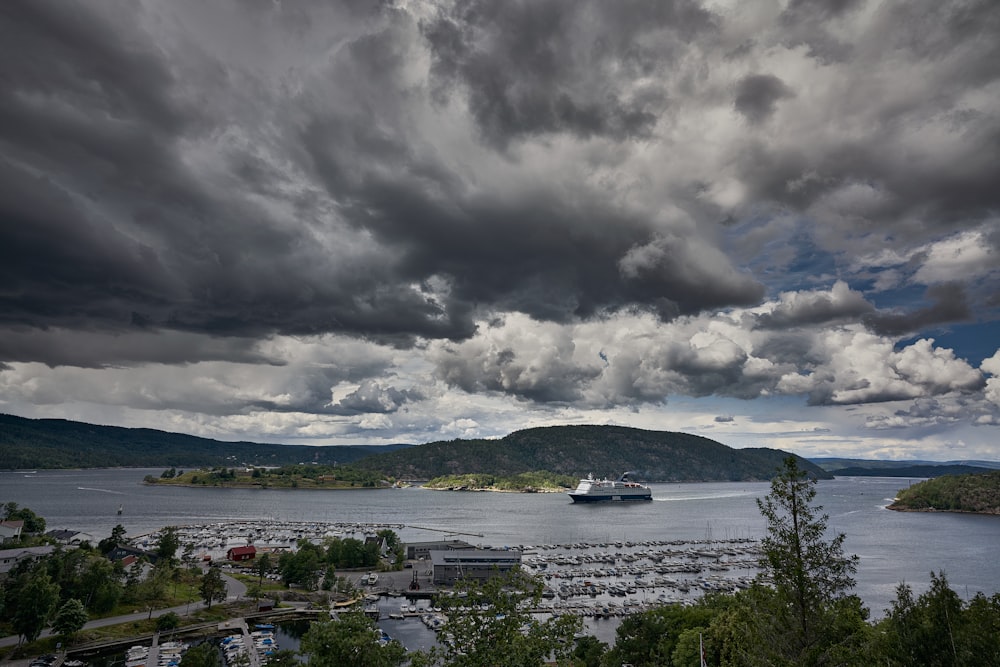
199,566,227,609
156,526,181,565
754,456,861,663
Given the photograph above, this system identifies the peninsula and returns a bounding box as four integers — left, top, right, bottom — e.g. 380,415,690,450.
143,464,392,490
888,470,1000,515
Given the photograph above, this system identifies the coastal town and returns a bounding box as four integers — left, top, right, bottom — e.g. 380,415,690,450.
1,516,765,666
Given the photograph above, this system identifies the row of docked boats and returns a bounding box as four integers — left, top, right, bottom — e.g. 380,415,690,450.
135,520,404,561
124,641,188,667
220,624,278,665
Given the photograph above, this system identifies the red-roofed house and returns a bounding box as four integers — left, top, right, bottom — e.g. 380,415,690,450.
227,545,257,561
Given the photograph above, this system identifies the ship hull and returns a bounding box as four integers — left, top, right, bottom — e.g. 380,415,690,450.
568,492,652,503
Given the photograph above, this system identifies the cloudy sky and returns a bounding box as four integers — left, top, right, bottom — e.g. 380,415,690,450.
2,0,999,461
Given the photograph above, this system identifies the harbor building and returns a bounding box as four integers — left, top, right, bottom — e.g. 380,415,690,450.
430,548,522,585
227,545,257,561
405,539,474,560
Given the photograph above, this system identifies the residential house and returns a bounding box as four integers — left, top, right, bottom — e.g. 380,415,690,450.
0,520,23,545
0,545,56,575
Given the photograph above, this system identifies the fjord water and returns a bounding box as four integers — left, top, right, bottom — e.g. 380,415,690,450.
4,469,998,616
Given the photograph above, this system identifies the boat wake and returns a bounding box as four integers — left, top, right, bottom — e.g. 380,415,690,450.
77,487,125,495
654,491,756,502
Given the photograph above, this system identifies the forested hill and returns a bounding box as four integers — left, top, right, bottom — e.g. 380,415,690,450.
0,413,409,469
888,471,1000,514
1,415,826,482
832,464,995,478
354,425,830,482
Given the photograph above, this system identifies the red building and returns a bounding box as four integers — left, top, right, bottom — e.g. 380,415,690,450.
227,545,257,561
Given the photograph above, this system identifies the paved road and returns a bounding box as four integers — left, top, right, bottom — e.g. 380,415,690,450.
0,571,245,650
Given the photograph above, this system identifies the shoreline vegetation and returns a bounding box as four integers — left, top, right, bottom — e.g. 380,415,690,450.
887,470,1000,515
143,464,393,490
143,466,580,494
422,471,577,493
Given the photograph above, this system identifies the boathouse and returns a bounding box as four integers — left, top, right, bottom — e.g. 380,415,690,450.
227,545,257,561
430,548,522,585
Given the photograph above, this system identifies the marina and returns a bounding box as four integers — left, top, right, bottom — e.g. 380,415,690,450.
6,469,1000,619
123,636,189,667
137,519,763,625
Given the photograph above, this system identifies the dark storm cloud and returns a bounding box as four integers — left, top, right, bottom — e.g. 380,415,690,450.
0,1,474,355
0,0,770,371
2,0,997,454
733,74,794,125
0,328,274,369
863,283,972,337
756,282,874,329
422,0,717,146
300,13,764,327
731,0,1000,245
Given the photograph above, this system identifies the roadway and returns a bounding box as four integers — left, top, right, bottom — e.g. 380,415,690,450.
0,571,245,650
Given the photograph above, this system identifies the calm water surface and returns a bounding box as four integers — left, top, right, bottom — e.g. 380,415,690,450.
3,469,998,618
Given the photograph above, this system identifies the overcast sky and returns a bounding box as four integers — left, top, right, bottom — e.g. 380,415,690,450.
2,0,999,461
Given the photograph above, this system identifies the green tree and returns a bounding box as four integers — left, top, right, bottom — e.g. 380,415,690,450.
265,649,300,667
200,566,227,609
300,612,405,667
413,568,581,667
46,546,90,603
143,561,173,601
123,561,145,603
279,540,323,589
157,611,181,632
603,602,716,667
671,627,710,667
11,564,60,645
255,552,273,586
156,526,181,565
2,502,46,534
181,642,220,667
52,598,89,642
962,591,1000,666
78,555,121,612
98,523,127,554
754,456,860,662
874,571,1000,666
573,635,607,667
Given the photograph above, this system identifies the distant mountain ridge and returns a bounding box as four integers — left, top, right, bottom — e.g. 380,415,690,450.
354,424,831,482
1,415,825,482
831,465,996,478
0,413,410,469
811,457,1000,472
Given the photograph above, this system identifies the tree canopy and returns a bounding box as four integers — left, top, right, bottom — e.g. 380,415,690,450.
300,612,406,667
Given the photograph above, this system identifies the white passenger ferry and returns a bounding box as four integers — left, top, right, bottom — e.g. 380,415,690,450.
567,472,652,503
